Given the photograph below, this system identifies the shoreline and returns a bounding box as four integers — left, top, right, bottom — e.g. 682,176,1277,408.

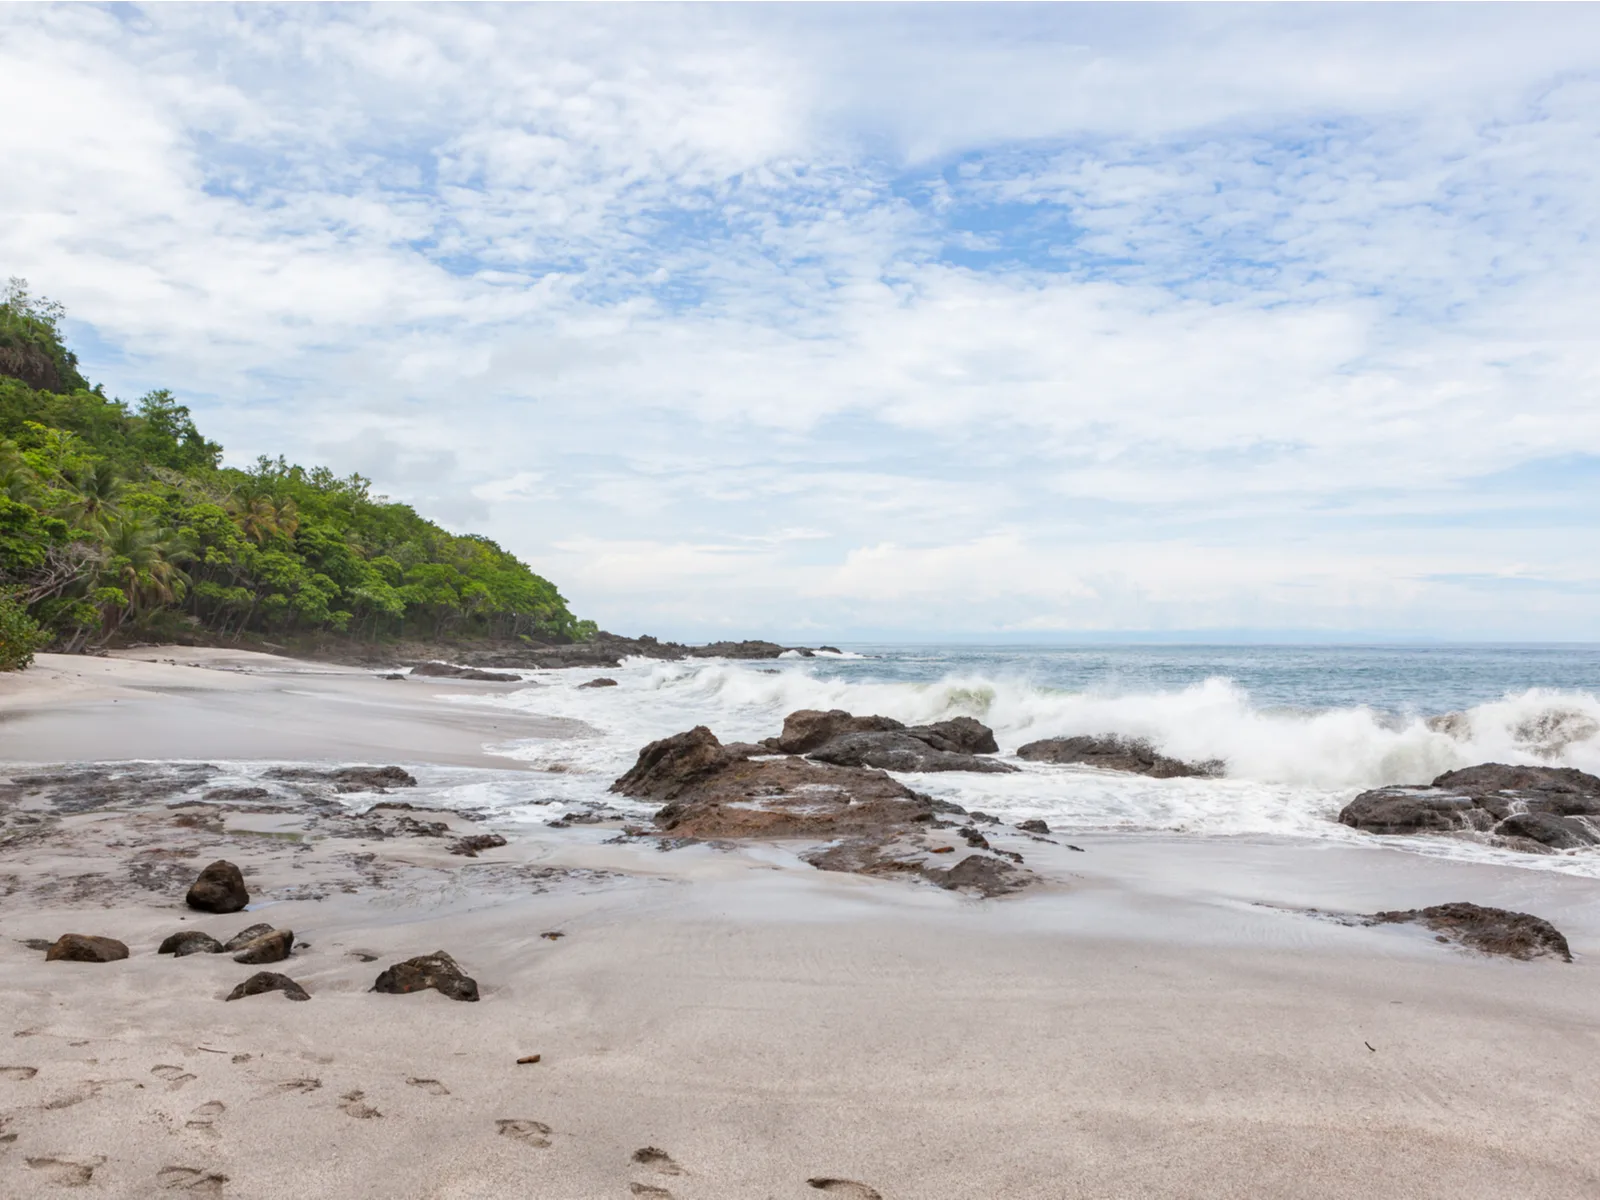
2,651,1599,1197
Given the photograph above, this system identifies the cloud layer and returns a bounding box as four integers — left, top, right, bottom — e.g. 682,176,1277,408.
4,4,1600,638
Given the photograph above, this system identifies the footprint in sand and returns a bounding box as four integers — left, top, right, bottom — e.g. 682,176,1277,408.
495,1119,551,1148
26,1155,105,1186
151,1065,196,1090
41,1082,103,1111
807,1180,883,1199
157,1164,229,1194
632,1147,685,1175
405,1077,449,1096
186,1100,226,1134
339,1090,381,1119
278,1077,321,1094
0,1065,38,1080
630,1186,673,1199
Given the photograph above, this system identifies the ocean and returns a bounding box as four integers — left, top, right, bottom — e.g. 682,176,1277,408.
443,643,1600,877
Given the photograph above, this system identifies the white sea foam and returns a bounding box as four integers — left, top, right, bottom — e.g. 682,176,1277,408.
447,657,1600,876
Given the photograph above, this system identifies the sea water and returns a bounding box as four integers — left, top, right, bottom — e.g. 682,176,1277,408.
443,644,1600,877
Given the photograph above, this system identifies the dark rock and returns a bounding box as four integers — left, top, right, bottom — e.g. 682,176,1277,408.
578,677,619,689
45,934,129,962
226,971,310,1001
380,672,405,680
958,826,991,849
806,730,1017,774
1369,902,1572,962
449,833,508,857
372,951,479,1001
819,646,843,654
232,929,294,965
1339,762,1600,848
159,931,224,956
1015,735,1220,778
1017,819,1050,834
263,765,417,792
410,661,522,682
904,716,1000,755
185,860,249,913
775,709,907,754
929,797,970,816
924,853,1034,897
222,923,275,952
610,726,737,801
804,839,1038,896
686,640,789,660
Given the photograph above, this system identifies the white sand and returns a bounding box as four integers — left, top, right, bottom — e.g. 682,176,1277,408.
1,651,1598,1199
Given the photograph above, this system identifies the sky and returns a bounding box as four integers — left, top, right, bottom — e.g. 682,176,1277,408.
4,3,1600,641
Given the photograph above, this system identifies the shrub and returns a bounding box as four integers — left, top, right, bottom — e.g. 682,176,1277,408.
0,592,45,670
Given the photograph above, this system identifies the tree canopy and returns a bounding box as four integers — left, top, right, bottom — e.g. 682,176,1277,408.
0,278,594,666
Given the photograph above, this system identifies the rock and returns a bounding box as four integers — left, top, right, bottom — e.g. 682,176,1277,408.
159,931,224,956
222,923,275,952
226,971,311,1001
904,716,1000,755
372,951,480,1001
806,730,1018,774
1015,735,1220,778
819,646,843,654
185,860,249,913
1368,902,1572,962
806,840,1035,897
449,833,508,857
263,765,418,792
45,934,129,962
775,709,907,754
923,853,1034,897
578,677,618,688
685,640,790,660
610,726,738,801
958,826,991,848
1017,819,1050,834
1339,762,1600,848
410,661,522,682
232,929,294,964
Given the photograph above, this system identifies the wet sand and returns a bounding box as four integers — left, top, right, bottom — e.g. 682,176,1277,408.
1,651,1598,1198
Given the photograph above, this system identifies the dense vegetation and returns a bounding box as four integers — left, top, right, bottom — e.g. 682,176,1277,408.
0,279,594,669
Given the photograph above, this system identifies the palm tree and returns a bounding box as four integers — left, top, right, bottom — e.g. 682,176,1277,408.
0,440,36,503
99,515,190,626
227,487,299,544
56,460,125,532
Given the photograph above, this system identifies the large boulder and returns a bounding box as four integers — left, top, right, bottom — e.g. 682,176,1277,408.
1339,763,1600,849
610,726,736,801
232,929,294,965
774,709,906,754
806,730,1018,774
372,951,479,1002
1015,735,1219,778
1368,902,1572,962
907,717,1000,755
227,971,311,1001
185,860,249,914
159,931,223,957
45,934,128,962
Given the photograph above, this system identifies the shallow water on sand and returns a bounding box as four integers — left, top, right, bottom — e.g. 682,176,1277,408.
443,643,1600,877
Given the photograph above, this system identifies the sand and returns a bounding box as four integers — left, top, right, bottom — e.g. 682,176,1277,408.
1,651,1598,1199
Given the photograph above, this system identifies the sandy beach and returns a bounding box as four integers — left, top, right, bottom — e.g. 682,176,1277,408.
2,650,1598,1199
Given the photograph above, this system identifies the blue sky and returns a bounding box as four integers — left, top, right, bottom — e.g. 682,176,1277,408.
4,3,1600,639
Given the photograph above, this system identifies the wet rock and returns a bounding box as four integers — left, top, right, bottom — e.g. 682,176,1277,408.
775,709,907,755
1368,902,1572,962
958,826,991,849
685,640,790,660
226,971,311,1001
578,677,618,689
449,833,508,857
372,951,480,1001
1339,762,1600,848
159,931,224,957
410,661,522,682
185,860,249,914
45,934,129,962
806,730,1019,774
1017,819,1050,834
804,839,1038,897
263,765,418,792
904,716,1000,755
232,929,294,965
923,853,1034,897
1015,735,1220,778
610,726,738,801
222,923,275,952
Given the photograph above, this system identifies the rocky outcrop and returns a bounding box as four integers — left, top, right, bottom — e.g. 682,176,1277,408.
1015,735,1220,778
185,860,249,913
226,971,311,1001
45,934,129,962
804,839,1035,897
578,677,618,689
1339,763,1600,849
372,951,480,1002
806,730,1018,774
766,709,1013,773
410,661,522,682
610,726,736,801
159,931,223,957
232,929,293,965
449,833,507,857
1017,819,1050,834
222,923,275,952
771,709,905,755
1368,902,1572,962
264,765,417,792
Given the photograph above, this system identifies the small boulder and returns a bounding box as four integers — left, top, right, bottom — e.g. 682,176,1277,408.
1015,735,1219,778
185,860,249,914
806,730,1018,774
45,934,129,963
775,709,905,754
232,929,294,965
905,716,1000,755
449,834,508,857
222,923,275,952
578,677,618,689
159,931,224,957
1017,819,1050,834
923,854,1033,897
1369,902,1572,962
372,951,480,1001
610,726,735,801
226,971,310,1001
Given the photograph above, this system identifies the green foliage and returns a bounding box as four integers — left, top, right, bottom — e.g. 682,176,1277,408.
0,591,45,670
0,280,591,652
